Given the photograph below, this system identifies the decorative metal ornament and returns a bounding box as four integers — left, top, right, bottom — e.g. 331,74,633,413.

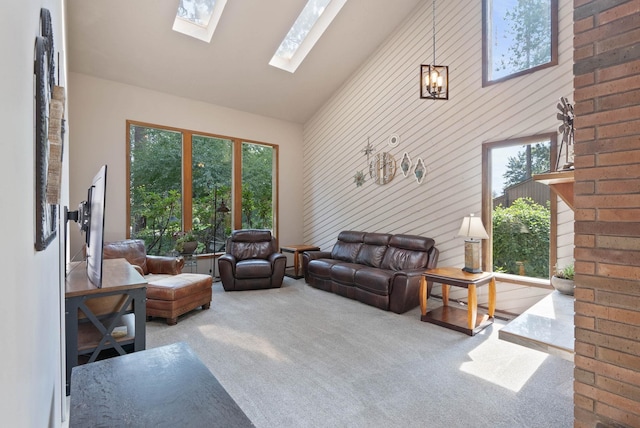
556,97,575,170
353,170,366,187
400,152,412,177
388,134,400,147
413,157,426,184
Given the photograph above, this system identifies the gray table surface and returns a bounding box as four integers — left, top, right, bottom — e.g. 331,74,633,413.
70,342,255,427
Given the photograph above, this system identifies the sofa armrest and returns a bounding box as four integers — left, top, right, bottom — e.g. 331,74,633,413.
146,255,185,275
303,251,332,262
302,250,332,282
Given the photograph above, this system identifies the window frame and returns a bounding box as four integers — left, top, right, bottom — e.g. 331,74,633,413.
126,120,279,248
482,0,559,87
481,133,557,286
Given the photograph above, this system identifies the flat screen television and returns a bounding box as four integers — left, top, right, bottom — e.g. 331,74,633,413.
66,165,107,288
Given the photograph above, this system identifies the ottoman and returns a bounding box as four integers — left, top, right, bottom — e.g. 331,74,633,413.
145,273,213,325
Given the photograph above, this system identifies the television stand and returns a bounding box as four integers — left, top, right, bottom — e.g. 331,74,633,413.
65,258,147,395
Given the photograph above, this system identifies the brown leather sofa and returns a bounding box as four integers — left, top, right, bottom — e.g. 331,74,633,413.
302,231,439,314
103,239,212,325
218,229,287,291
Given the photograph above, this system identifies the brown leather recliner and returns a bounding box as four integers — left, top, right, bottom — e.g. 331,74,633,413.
218,229,287,291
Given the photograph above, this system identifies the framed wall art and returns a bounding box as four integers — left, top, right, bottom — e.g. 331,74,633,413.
34,8,57,251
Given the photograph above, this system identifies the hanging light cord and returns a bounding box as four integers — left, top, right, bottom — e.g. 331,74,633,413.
432,0,436,65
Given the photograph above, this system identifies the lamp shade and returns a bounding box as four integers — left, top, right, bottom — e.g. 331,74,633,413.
457,215,489,240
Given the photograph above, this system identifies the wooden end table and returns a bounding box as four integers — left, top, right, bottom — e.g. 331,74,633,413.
420,267,496,336
280,244,320,279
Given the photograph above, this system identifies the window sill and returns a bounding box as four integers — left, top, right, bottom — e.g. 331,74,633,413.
493,272,552,289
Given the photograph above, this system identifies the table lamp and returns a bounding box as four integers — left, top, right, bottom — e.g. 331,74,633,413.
457,214,489,273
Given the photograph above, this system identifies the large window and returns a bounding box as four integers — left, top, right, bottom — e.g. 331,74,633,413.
127,121,278,256
482,134,557,282
482,0,558,86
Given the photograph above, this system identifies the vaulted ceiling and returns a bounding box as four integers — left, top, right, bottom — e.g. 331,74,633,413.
65,0,424,124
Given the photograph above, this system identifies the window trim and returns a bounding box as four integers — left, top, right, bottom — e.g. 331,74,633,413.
126,120,279,245
481,132,557,285
482,0,559,87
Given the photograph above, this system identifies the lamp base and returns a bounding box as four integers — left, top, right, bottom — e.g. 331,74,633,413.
463,239,482,274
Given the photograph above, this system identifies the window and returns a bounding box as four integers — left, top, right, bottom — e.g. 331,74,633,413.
269,0,348,73
482,133,557,282
482,0,558,86
172,0,228,43
127,121,278,256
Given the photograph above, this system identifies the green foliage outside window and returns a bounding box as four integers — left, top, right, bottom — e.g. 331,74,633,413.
492,197,550,279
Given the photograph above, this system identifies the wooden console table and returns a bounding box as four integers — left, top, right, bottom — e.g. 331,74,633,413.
420,267,496,336
70,342,255,427
65,258,147,395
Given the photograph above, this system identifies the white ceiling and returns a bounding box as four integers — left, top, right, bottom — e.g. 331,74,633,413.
65,0,424,124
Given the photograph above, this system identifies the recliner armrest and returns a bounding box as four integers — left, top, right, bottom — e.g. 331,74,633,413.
146,255,184,275
268,252,287,264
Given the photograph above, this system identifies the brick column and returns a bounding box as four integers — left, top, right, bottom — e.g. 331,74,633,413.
573,0,640,426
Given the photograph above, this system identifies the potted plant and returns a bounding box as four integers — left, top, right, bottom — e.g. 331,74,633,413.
175,231,198,254
551,263,575,295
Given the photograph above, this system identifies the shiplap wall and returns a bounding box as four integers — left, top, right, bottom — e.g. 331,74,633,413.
303,0,574,282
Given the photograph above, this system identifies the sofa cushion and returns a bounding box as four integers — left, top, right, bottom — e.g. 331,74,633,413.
354,267,394,296
103,239,149,275
307,258,341,279
380,235,435,271
331,231,365,262
355,233,391,267
330,263,363,285
235,259,273,279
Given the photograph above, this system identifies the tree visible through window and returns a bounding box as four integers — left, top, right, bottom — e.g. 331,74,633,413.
483,135,556,280
127,122,278,256
482,0,557,85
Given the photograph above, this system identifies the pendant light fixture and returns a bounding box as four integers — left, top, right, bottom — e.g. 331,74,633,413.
420,0,448,100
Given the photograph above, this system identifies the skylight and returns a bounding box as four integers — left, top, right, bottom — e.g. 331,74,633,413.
270,0,348,73
172,0,228,43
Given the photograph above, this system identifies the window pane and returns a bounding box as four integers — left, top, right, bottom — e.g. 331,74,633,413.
491,140,551,278
192,135,232,253
241,142,274,230
483,0,556,84
129,125,183,255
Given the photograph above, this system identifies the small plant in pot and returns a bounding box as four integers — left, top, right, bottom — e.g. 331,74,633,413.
175,231,198,254
551,263,575,295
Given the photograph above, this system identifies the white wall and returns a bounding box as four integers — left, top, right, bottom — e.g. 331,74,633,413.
0,0,68,426
67,73,305,255
303,0,574,276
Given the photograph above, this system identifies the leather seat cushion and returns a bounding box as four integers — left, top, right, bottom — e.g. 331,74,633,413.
307,259,341,278
330,263,363,284
146,273,212,301
354,267,394,296
235,259,272,279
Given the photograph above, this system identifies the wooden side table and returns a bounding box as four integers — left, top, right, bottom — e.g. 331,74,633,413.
280,244,320,279
420,267,496,336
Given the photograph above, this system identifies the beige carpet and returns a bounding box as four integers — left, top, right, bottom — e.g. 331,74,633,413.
146,277,573,428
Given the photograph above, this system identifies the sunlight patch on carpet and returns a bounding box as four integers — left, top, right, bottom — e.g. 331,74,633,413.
459,333,548,392
198,324,291,362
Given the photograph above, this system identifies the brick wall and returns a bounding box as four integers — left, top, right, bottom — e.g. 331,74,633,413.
573,0,640,426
